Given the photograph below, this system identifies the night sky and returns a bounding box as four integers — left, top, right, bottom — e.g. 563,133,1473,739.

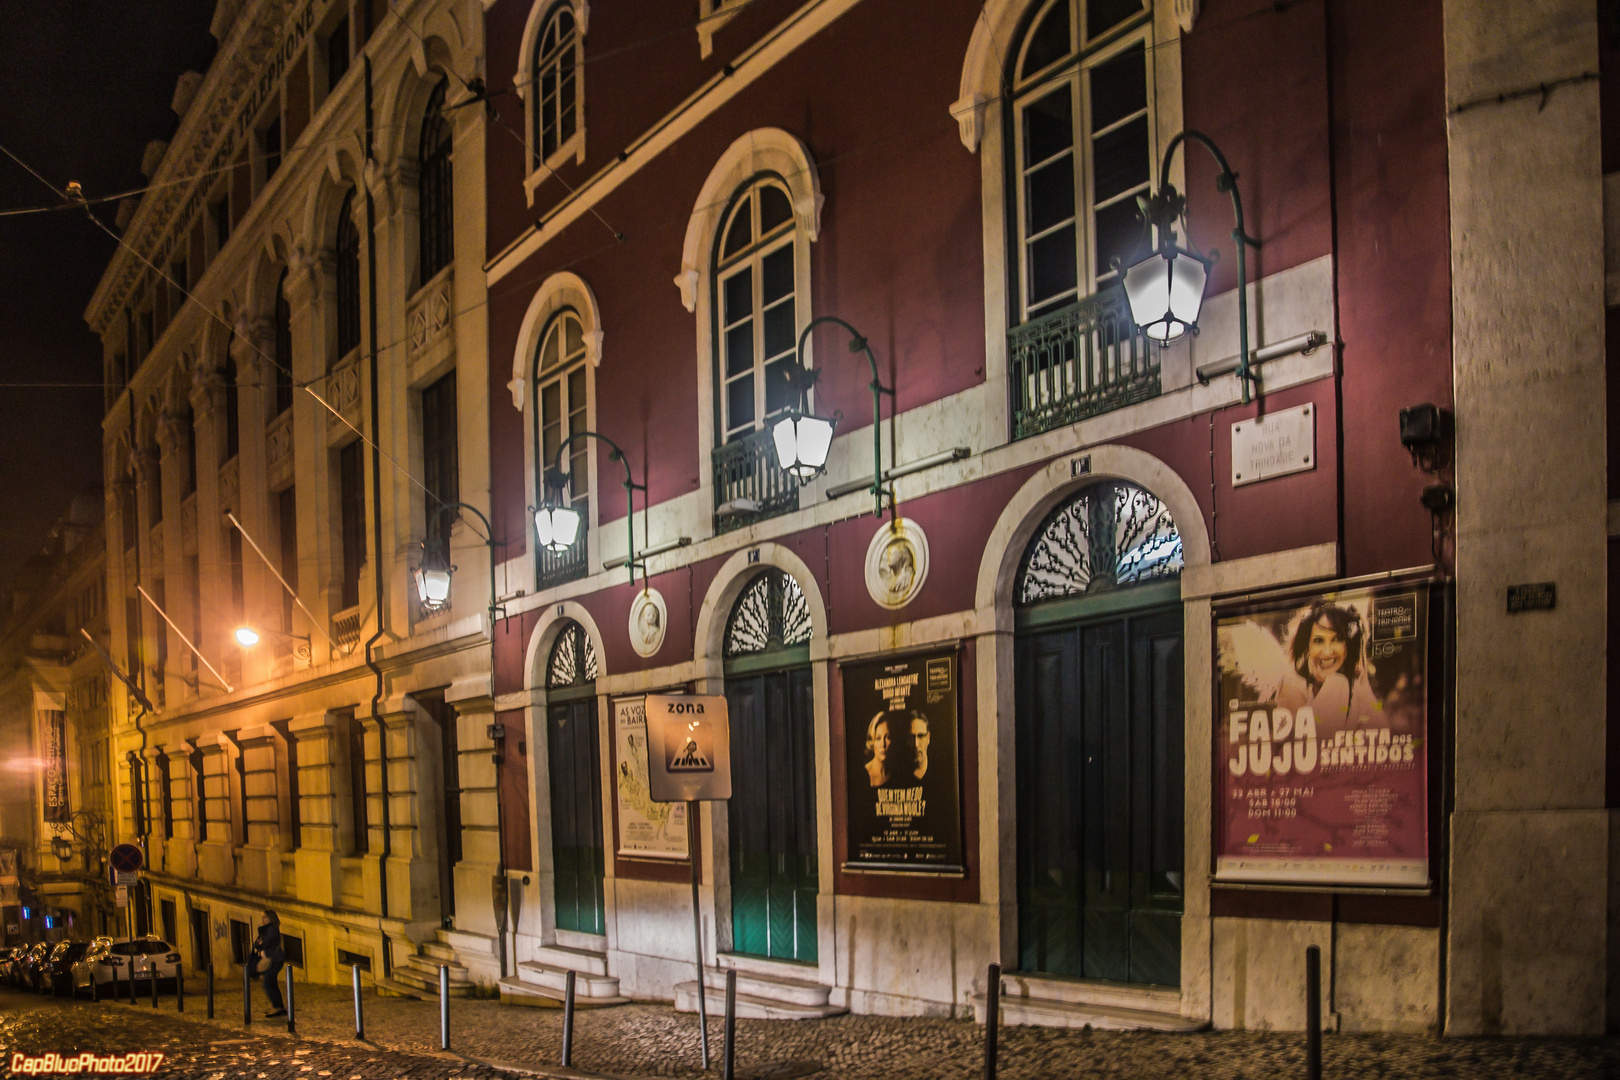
0,2,216,599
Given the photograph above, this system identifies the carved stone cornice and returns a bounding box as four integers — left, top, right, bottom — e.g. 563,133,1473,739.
86,0,300,334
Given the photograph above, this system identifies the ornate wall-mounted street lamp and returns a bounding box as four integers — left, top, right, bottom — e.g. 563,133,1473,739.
534,431,647,584
413,501,502,624
1122,130,1261,403
771,315,894,518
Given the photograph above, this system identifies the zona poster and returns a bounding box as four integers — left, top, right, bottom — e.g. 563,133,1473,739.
841,649,964,874
612,696,687,859
1215,581,1430,886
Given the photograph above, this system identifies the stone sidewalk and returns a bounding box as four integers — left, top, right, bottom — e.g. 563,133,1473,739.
37,976,1620,1079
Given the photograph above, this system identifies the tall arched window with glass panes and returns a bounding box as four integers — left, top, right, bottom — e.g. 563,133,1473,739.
1009,0,1154,322
418,79,454,286
534,310,589,586
714,178,800,445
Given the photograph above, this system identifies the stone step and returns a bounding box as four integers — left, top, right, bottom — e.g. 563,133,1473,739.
704,966,831,1007
420,941,460,962
995,972,1182,1014
972,991,1205,1032
499,974,630,1009
674,980,846,1021
439,928,497,958
392,964,476,998
400,954,470,986
528,943,609,977
516,960,623,999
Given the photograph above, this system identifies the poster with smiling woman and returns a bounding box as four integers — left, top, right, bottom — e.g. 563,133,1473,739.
1214,581,1431,887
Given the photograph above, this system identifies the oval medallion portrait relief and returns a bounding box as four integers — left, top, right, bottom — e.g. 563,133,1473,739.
629,587,668,658
864,517,929,610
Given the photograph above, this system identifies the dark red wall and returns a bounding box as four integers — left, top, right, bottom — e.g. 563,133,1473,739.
486,0,985,549
1326,0,1452,577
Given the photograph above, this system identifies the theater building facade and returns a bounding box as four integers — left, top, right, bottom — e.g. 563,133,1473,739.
479,0,1614,1035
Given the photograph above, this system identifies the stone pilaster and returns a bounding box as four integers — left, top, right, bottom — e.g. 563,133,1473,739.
289,712,343,908
1443,0,1610,1036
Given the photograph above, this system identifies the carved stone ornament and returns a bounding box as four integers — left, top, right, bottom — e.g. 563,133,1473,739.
864,516,930,610
628,587,668,659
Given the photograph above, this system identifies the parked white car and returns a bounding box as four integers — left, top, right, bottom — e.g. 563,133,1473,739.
71,936,181,997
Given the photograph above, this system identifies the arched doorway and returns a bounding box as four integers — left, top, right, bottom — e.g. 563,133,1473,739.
545,621,605,936
723,568,817,963
1013,480,1185,986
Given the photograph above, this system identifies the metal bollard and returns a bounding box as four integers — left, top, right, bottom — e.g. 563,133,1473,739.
243,963,252,1025
285,965,295,1035
352,965,364,1040
722,969,737,1080
206,963,215,1020
1305,946,1322,1080
984,962,1001,1080
438,964,450,1050
91,968,99,1003
177,961,184,1013
152,960,159,1007
128,958,136,1004
561,970,576,1067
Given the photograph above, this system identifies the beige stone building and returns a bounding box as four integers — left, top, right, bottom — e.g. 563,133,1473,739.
85,0,503,992
0,497,116,946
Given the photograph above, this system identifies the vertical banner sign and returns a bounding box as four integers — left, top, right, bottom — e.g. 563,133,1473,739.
1215,582,1430,886
613,697,687,858
841,649,965,874
42,710,68,823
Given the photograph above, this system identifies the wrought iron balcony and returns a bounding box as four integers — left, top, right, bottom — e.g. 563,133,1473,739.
713,425,799,534
538,518,588,589
1009,287,1158,440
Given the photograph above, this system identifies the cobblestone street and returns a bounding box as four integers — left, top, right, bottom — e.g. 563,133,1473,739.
2,980,1617,1079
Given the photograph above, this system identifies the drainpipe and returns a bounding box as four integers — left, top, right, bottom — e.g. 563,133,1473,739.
361,53,394,980
122,361,153,878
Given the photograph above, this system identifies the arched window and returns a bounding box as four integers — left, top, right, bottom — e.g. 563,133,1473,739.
335,189,361,361
724,569,813,658
714,178,799,445
534,310,590,587
273,269,293,415
418,79,454,285
532,4,579,166
1009,0,1153,322
546,620,598,689
1015,480,1182,606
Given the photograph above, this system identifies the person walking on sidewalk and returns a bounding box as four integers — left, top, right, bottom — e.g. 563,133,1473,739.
249,910,287,1018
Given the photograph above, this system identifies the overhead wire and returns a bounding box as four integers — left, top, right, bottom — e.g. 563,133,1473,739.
0,138,457,539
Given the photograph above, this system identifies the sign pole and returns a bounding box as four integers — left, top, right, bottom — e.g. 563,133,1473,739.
689,799,709,1070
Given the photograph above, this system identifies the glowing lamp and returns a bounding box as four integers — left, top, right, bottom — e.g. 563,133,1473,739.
1122,243,1209,344
771,411,837,481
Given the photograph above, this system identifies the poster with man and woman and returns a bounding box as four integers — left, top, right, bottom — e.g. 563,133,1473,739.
841,649,965,874
1215,581,1430,886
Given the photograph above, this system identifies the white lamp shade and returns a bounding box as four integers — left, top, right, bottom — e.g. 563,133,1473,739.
234,626,260,646
416,566,452,606
535,504,583,552
1123,246,1208,344
772,412,836,480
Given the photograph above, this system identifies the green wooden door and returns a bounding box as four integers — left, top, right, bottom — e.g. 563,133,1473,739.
727,667,818,963
1015,605,1184,985
548,697,605,935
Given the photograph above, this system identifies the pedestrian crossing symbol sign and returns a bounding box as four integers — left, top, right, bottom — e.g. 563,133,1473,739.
645,694,731,801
